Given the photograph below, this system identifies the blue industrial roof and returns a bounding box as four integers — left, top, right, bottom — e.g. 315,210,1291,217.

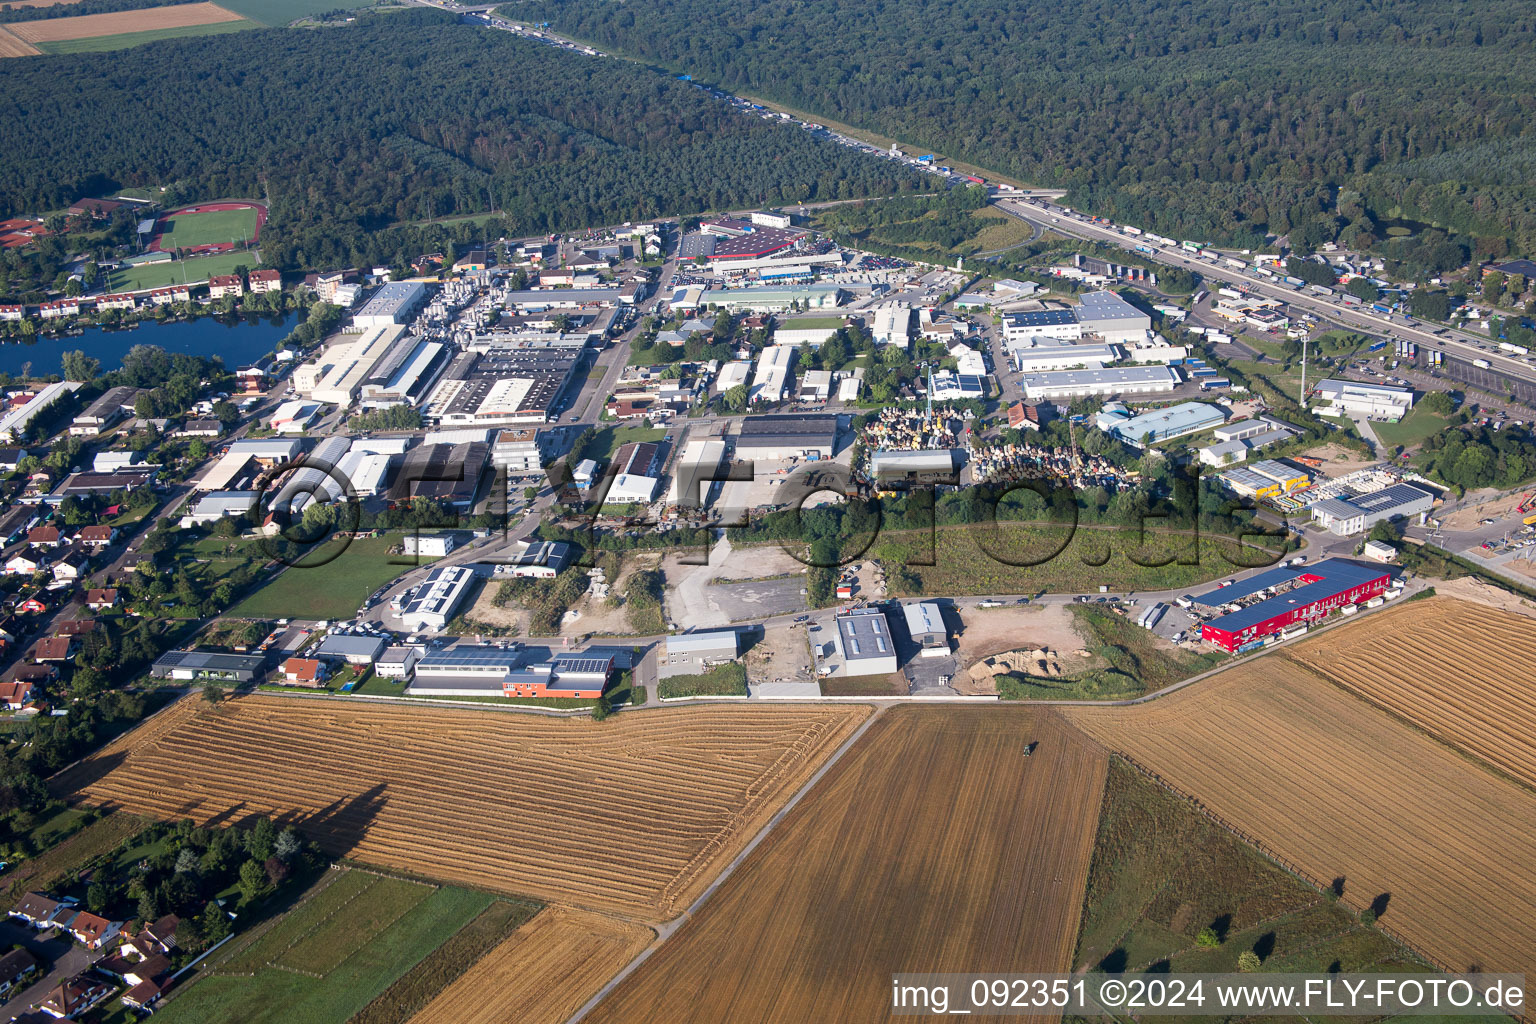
1005,309,1077,326
1200,558,1390,633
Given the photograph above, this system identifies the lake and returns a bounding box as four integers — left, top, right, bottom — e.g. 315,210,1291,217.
0,313,295,378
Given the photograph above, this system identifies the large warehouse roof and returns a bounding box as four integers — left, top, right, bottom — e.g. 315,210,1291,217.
1199,559,1390,633
736,413,839,450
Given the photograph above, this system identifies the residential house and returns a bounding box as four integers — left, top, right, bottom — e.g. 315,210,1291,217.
68,911,122,949
208,274,245,300
10,892,75,928
26,525,60,547
0,948,39,1000
148,285,192,306
0,679,36,710
78,524,117,548
280,657,327,686
248,269,282,293
6,549,44,575
119,915,179,961
39,972,115,1018
38,299,80,320
174,418,222,438
55,619,97,640
31,636,73,663
86,588,120,611
18,595,48,614
1007,402,1043,431
50,547,90,583
0,447,26,471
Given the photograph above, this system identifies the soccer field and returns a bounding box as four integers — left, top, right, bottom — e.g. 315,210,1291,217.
154,205,261,252
106,251,248,292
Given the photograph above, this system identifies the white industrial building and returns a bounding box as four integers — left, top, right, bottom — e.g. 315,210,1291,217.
397,565,477,631
827,607,898,677
715,360,752,394
1310,483,1435,536
1198,439,1250,466
735,414,839,461
750,344,796,404
491,427,545,473
871,305,913,348
1010,343,1119,373
0,381,81,443
358,338,448,409
352,281,429,329
605,441,663,505
1312,379,1415,421
1018,365,1179,401
270,400,321,434
1002,309,1082,344
670,439,727,506
1075,290,1153,344
271,436,353,513
402,533,458,558
307,325,410,406
664,630,740,669
902,602,949,657
773,318,846,348
182,490,258,527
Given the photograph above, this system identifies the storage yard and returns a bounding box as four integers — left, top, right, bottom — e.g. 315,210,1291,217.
56,696,871,921
583,707,1106,1024
1286,596,1536,789
1064,660,1536,990
406,907,652,1024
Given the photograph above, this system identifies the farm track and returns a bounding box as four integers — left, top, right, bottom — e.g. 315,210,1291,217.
406,907,651,1024
581,707,1107,1023
1063,660,1536,991
57,696,870,921
1286,596,1536,789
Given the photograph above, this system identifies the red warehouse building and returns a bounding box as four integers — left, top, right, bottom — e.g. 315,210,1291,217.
1198,558,1392,652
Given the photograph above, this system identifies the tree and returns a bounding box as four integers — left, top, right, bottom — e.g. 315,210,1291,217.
61,350,100,382
1418,390,1455,416
175,847,201,875
1345,276,1379,302
203,684,224,706
1236,950,1262,972
134,393,155,420
1195,926,1221,948
237,858,271,904
721,383,748,412
1359,908,1376,926
273,829,302,862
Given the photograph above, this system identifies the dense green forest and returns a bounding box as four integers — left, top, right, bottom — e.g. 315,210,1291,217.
0,10,924,271
512,0,1536,264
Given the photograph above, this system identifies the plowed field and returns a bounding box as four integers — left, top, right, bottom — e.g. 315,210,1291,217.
1286,596,1536,788
1064,661,1536,981
6,2,240,41
407,907,651,1024
59,696,870,921
583,707,1107,1024
0,27,41,56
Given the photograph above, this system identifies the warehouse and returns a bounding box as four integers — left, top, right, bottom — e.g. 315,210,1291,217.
1197,439,1249,467
313,634,388,666
670,438,728,506
714,361,752,394
408,643,613,698
664,630,740,670
1009,343,1118,373
1019,365,1178,401
1199,558,1392,652
704,284,846,312
388,441,488,508
152,648,266,682
870,448,961,487
827,607,898,677
424,339,583,427
309,325,410,406
498,539,572,578
1212,419,1271,443
1102,401,1226,447
773,316,847,348
352,281,429,329
270,400,320,434
70,386,141,436
498,287,624,310
183,490,258,526
358,338,449,409
871,305,913,348
0,381,81,443
1312,378,1415,421
1219,459,1310,499
735,414,839,460
1001,309,1082,344
750,344,796,405
604,441,664,504
271,436,353,514
1310,482,1435,536
902,602,949,657
491,427,546,473
1074,290,1153,344
397,565,477,632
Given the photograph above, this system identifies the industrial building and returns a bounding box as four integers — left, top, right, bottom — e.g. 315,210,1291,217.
870,448,962,486
424,338,583,427
1101,401,1226,447
664,630,740,669
1074,290,1153,344
871,305,913,348
1219,459,1311,499
735,414,839,460
1198,439,1249,467
195,438,304,492
750,344,796,405
0,381,81,443
828,606,898,677
902,602,949,657
69,386,141,436
388,441,488,508
670,438,727,505
1310,482,1435,536
605,441,664,504
352,281,429,329
1018,365,1179,401
313,634,388,665
270,436,353,515
773,317,847,348
1001,309,1082,344
269,400,320,434
408,643,614,698
1010,343,1119,373
715,361,752,394
491,427,546,473
703,284,846,312
1198,559,1393,652
1213,419,1272,443
397,565,477,632
358,338,449,409
183,491,259,526
498,287,624,310
1312,379,1415,421
304,325,411,406
151,648,266,682
498,539,572,578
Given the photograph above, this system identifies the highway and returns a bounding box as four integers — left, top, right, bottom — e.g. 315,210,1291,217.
992,197,1536,391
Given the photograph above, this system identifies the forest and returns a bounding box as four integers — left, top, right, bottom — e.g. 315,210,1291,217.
513,0,1536,262
0,10,925,272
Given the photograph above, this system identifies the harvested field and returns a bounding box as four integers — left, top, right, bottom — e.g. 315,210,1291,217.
408,907,651,1024
7,2,241,41
1286,596,1536,789
1063,661,1536,983
0,26,41,56
59,696,870,921
3,0,90,6
583,707,1107,1024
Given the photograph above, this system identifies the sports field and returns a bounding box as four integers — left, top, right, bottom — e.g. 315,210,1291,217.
105,250,247,292
151,201,264,254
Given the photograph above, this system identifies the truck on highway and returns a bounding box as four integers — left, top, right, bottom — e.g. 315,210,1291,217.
1499,341,1526,355
1135,244,1156,255
1283,275,1306,288
1180,240,1202,253
1372,302,1392,313
1121,225,1143,236
1309,284,1334,296
1474,358,1492,369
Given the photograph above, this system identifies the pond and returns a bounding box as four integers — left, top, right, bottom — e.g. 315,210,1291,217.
0,313,294,378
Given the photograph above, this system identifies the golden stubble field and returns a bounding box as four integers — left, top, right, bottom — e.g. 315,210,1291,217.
1063,659,1536,983
6,1,240,42
583,707,1109,1024
1286,596,1536,788
59,696,871,921
0,26,41,56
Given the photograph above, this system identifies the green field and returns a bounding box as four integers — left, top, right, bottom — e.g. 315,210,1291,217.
216,0,377,26
33,19,258,54
155,206,261,251
158,870,492,1024
1371,404,1454,449
1073,760,1426,991
578,423,667,463
105,250,249,292
232,537,420,620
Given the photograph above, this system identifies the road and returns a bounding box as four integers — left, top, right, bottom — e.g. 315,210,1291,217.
992,197,1536,391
